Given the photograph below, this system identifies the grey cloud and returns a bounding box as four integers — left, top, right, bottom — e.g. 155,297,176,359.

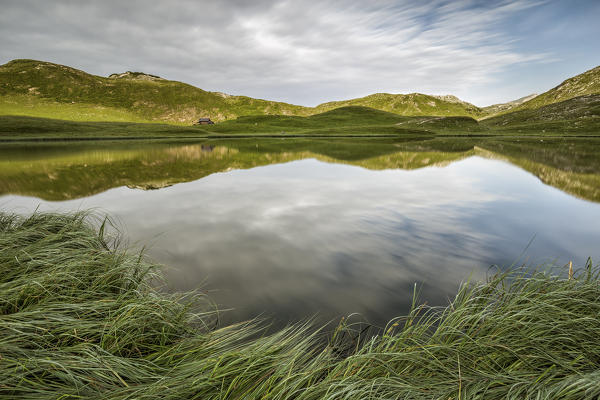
1,0,550,105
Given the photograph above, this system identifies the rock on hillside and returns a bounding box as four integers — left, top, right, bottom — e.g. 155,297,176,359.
108,71,164,81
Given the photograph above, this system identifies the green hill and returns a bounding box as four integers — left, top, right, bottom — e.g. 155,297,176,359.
1,58,598,135
481,93,538,116
0,59,310,124
476,65,600,133
0,59,485,125
201,106,432,136
481,94,600,134
393,115,485,134
0,107,434,139
513,65,600,112
314,93,484,118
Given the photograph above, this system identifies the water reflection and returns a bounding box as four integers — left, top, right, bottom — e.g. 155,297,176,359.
2,142,600,327
1,137,600,202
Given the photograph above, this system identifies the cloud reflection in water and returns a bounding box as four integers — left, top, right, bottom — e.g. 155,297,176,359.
3,156,600,327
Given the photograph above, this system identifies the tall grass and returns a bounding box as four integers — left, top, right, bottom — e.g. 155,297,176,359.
1,211,599,399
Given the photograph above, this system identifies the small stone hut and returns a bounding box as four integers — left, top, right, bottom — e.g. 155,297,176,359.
195,118,214,125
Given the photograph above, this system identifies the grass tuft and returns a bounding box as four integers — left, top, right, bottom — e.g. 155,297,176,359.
1,211,599,398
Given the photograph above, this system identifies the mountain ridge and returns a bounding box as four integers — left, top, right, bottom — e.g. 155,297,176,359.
313,92,484,118
1,59,599,127
513,65,600,112
0,59,485,124
0,59,310,124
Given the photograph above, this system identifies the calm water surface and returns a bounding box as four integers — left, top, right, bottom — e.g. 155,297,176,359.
2,137,600,327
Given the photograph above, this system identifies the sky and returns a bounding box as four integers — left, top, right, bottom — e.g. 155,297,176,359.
1,0,599,107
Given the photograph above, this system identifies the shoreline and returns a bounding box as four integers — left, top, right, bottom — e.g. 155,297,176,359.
2,211,599,398
2,134,600,143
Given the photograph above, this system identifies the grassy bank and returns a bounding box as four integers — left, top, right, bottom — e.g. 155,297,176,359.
2,212,600,399
0,108,434,140
2,107,599,141
0,115,210,140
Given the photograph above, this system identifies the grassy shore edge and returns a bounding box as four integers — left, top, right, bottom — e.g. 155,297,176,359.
1,211,599,399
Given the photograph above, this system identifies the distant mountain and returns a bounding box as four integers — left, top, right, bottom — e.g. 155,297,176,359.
313,92,484,118
0,59,484,124
515,65,600,111
481,93,538,116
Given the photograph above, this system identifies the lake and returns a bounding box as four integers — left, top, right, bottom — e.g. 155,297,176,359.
1,137,600,328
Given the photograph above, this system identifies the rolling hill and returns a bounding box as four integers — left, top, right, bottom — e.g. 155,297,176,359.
1,58,599,136
0,59,485,125
512,65,600,112
313,93,484,118
0,107,435,139
202,106,436,136
0,59,311,124
481,94,600,134
481,93,538,116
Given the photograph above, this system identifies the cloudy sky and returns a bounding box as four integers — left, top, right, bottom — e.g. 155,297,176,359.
1,0,599,106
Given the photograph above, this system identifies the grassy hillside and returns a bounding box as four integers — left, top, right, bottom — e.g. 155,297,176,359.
481,94,600,134
1,59,598,135
314,92,484,118
204,106,430,135
394,115,486,134
0,107,435,139
205,100,599,137
481,93,538,116
0,59,310,124
3,211,600,398
0,115,210,139
514,65,600,112
1,59,486,125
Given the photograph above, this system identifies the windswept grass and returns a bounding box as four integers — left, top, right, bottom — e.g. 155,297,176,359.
1,211,600,399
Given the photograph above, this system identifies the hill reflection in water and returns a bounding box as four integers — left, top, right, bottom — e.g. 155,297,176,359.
1,137,599,202
1,137,600,327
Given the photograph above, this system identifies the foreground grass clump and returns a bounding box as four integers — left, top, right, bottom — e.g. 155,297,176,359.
1,212,600,399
